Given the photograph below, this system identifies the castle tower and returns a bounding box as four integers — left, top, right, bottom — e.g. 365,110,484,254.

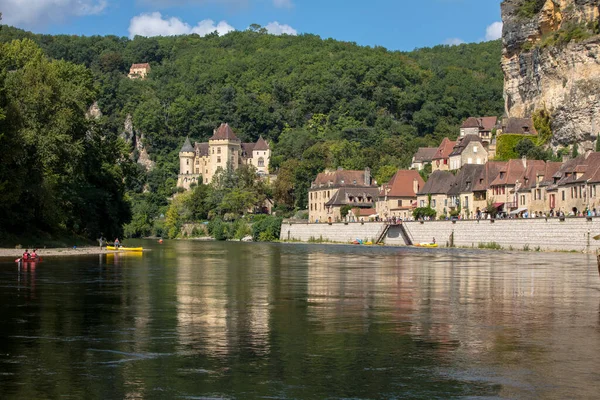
208,123,241,182
252,136,271,175
177,137,197,189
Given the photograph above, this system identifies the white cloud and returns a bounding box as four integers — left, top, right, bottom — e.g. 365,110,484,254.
128,12,234,38
273,0,293,8
485,21,503,41
444,38,465,46
265,21,297,35
0,0,107,27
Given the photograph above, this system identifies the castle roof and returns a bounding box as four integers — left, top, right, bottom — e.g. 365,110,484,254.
210,123,240,141
195,142,209,157
254,136,270,151
180,137,194,153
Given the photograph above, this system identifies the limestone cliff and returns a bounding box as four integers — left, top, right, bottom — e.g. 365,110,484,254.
502,0,600,148
121,114,155,171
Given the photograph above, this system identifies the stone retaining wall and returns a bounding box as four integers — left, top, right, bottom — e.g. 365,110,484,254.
280,222,385,243
281,218,600,252
402,218,600,252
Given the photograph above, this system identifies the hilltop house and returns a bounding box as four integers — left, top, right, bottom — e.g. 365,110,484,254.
128,63,151,79
177,123,271,190
431,138,457,172
308,168,378,223
376,170,425,220
500,117,537,135
411,147,437,171
448,135,488,170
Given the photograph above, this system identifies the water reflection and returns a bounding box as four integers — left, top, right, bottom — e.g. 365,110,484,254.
0,243,599,399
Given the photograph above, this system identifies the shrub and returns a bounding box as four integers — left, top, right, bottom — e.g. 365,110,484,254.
252,215,283,242
208,218,231,241
517,0,545,19
413,207,436,220
478,242,502,250
233,219,251,240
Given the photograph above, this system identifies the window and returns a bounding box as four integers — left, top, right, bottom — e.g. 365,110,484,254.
217,157,221,163
217,147,221,154
473,146,478,153
196,160,199,165
432,199,436,208
258,157,265,167
398,200,402,207
444,199,448,206
464,196,468,208
186,159,189,165
467,158,473,164
420,200,425,207
562,190,565,201
476,158,481,164
196,168,199,174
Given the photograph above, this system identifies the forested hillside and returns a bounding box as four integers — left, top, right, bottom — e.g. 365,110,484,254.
0,22,503,239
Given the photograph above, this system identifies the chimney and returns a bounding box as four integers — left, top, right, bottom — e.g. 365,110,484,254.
562,155,570,163
364,167,371,186
522,155,527,168
413,179,419,195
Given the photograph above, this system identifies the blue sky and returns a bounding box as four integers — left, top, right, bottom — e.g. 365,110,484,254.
0,0,503,51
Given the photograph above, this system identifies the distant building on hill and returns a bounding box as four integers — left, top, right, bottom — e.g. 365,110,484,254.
500,117,537,135
177,123,271,190
128,63,151,79
448,134,488,170
460,116,498,146
308,168,378,223
431,137,457,172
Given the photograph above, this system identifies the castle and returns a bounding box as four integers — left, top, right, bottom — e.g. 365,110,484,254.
177,123,271,190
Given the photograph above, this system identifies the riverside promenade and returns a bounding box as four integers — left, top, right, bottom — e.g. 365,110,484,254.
280,217,600,252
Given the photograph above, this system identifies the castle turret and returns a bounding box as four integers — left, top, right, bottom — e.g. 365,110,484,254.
252,136,271,175
179,137,195,176
208,123,241,181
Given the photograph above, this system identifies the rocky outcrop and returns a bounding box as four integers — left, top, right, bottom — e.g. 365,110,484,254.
121,114,155,171
86,101,102,119
502,0,600,147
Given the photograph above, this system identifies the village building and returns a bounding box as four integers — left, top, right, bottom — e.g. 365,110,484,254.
308,168,378,223
513,159,547,215
521,161,562,214
472,161,507,216
128,63,151,79
459,116,497,146
410,147,437,171
448,135,488,171
487,158,528,214
431,137,457,172
177,123,271,190
499,117,537,135
376,170,425,220
416,170,455,217
447,164,484,219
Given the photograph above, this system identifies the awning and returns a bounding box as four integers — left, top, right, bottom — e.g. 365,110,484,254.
509,207,527,215
493,202,504,208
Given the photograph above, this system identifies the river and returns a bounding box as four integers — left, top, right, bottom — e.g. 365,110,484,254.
1,241,599,399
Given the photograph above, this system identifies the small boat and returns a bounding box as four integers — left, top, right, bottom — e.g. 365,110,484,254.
106,246,144,252
415,243,438,248
16,257,41,263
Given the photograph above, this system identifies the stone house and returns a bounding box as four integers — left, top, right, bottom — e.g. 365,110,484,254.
513,160,547,214
376,170,425,220
472,161,507,215
499,117,537,135
410,147,437,171
448,135,488,171
459,116,497,146
488,158,527,213
308,168,377,223
416,170,455,217
447,164,484,219
128,63,151,79
431,138,457,172
550,153,600,214
521,161,562,214
177,123,271,190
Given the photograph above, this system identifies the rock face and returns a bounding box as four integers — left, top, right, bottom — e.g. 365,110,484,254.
121,114,155,171
502,0,600,146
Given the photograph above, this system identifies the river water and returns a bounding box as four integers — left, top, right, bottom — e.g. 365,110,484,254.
1,241,599,399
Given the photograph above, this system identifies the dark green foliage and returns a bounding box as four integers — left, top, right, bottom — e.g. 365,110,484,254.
499,135,556,161
572,144,579,158
251,215,283,242
496,134,528,160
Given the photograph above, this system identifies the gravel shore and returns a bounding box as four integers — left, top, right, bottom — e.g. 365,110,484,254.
0,247,116,258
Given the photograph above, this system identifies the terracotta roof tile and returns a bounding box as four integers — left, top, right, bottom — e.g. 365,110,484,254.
311,169,375,189
379,170,425,198
210,123,240,141
432,138,457,160
254,136,270,151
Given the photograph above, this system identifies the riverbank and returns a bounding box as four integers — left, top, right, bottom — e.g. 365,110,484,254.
0,247,115,258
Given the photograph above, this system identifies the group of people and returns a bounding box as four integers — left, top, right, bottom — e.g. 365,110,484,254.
22,249,38,261
98,236,122,249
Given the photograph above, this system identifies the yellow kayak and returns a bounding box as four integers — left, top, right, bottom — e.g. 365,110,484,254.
415,243,438,248
106,246,143,251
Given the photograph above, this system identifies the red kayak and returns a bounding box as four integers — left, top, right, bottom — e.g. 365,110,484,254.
16,257,41,263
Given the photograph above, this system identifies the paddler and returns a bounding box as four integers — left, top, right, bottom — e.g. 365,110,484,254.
22,249,30,261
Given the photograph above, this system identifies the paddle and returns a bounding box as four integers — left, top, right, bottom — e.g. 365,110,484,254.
15,258,21,263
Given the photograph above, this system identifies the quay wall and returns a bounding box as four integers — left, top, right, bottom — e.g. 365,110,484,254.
282,218,600,252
